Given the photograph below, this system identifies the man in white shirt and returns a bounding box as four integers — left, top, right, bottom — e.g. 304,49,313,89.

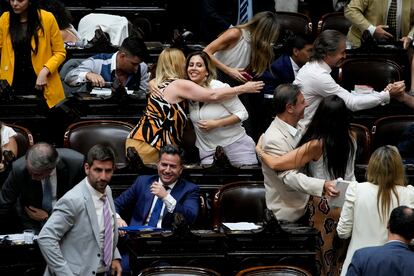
294,29,406,129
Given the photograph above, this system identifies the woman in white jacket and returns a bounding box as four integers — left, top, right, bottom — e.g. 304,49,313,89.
337,145,414,275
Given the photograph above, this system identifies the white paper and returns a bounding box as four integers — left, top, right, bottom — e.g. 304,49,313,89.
222,222,262,231
329,180,350,208
90,88,112,96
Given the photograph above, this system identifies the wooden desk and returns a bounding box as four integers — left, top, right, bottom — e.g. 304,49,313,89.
0,241,45,276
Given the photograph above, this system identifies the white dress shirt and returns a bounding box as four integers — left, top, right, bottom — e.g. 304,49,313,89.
294,60,390,129
85,179,114,273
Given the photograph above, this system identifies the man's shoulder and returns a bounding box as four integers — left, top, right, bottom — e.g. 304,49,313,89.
178,178,199,190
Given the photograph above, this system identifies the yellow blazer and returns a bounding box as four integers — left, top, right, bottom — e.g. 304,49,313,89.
0,9,66,108
345,0,414,47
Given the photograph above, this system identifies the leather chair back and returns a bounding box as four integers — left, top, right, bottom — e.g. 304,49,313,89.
372,115,414,160
139,266,221,276
64,120,134,169
317,12,352,35
235,265,312,276
340,58,402,92
276,12,313,37
350,123,371,164
212,181,266,229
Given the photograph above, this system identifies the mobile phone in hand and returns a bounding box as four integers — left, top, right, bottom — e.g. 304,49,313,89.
241,71,253,81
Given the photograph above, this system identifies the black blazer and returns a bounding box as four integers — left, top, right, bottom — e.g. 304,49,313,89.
200,0,275,42
0,148,85,232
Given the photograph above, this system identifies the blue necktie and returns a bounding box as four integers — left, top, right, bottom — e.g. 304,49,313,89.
147,186,170,227
238,0,249,24
42,176,52,212
147,196,163,227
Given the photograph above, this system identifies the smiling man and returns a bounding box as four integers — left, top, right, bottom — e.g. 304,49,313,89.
294,30,406,129
115,144,200,229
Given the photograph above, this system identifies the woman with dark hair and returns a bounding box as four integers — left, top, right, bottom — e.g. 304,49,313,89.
0,0,66,108
38,0,80,43
257,95,356,275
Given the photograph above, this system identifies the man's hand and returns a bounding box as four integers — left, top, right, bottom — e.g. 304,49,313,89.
86,72,106,87
110,259,122,276
386,80,405,98
24,206,49,222
117,217,128,237
373,25,393,40
400,36,413,49
150,181,168,199
323,180,339,199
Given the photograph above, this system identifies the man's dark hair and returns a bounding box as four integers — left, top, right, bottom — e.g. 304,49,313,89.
310,30,345,62
388,206,414,240
283,31,313,56
120,36,149,62
26,143,59,171
159,144,185,164
86,144,115,167
273,83,302,115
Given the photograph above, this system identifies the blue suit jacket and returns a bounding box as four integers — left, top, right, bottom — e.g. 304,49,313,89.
114,175,200,228
346,241,414,276
261,54,295,96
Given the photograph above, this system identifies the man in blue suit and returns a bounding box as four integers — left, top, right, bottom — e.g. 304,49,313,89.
115,144,200,229
347,206,414,276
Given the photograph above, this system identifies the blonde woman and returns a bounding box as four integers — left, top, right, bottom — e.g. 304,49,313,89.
127,48,264,164
337,145,414,275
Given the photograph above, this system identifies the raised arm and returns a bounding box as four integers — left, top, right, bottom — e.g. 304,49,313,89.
257,139,323,171
164,79,263,103
203,28,250,83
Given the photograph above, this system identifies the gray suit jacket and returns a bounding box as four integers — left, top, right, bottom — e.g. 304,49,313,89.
38,178,121,276
261,117,325,222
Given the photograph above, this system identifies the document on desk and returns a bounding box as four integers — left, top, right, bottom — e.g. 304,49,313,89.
90,88,112,96
222,222,262,231
328,180,351,208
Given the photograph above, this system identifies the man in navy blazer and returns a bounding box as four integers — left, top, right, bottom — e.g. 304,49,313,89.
115,144,200,229
346,206,414,276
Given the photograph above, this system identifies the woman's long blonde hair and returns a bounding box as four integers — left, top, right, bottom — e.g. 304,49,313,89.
366,145,407,222
239,11,280,76
155,48,187,86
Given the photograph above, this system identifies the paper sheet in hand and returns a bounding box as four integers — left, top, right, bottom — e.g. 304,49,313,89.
222,222,262,231
329,180,350,208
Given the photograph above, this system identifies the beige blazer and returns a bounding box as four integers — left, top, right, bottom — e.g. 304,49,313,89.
345,0,414,47
261,117,325,222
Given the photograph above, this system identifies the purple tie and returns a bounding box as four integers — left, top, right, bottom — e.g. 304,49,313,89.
101,195,113,269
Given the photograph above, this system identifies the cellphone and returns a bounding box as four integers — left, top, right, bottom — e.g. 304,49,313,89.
241,71,253,81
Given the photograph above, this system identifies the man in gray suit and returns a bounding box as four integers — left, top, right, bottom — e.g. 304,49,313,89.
38,144,122,276
257,84,338,223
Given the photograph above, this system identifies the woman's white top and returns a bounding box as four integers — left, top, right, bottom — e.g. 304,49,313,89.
214,29,251,69
189,80,248,151
1,125,16,147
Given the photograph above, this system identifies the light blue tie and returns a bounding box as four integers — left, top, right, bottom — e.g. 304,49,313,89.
238,0,249,24
42,176,52,212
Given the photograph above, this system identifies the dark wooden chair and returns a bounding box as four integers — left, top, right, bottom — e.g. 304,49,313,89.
276,12,313,37
235,265,312,276
212,181,266,229
350,123,371,164
63,120,134,169
139,265,221,276
317,12,352,35
340,58,402,92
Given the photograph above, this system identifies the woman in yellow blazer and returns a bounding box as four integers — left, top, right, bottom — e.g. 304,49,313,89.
0,0,66,108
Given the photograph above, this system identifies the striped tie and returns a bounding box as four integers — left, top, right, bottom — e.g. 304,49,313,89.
238,0,249,24
386,0,397,39
101,195,113,269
